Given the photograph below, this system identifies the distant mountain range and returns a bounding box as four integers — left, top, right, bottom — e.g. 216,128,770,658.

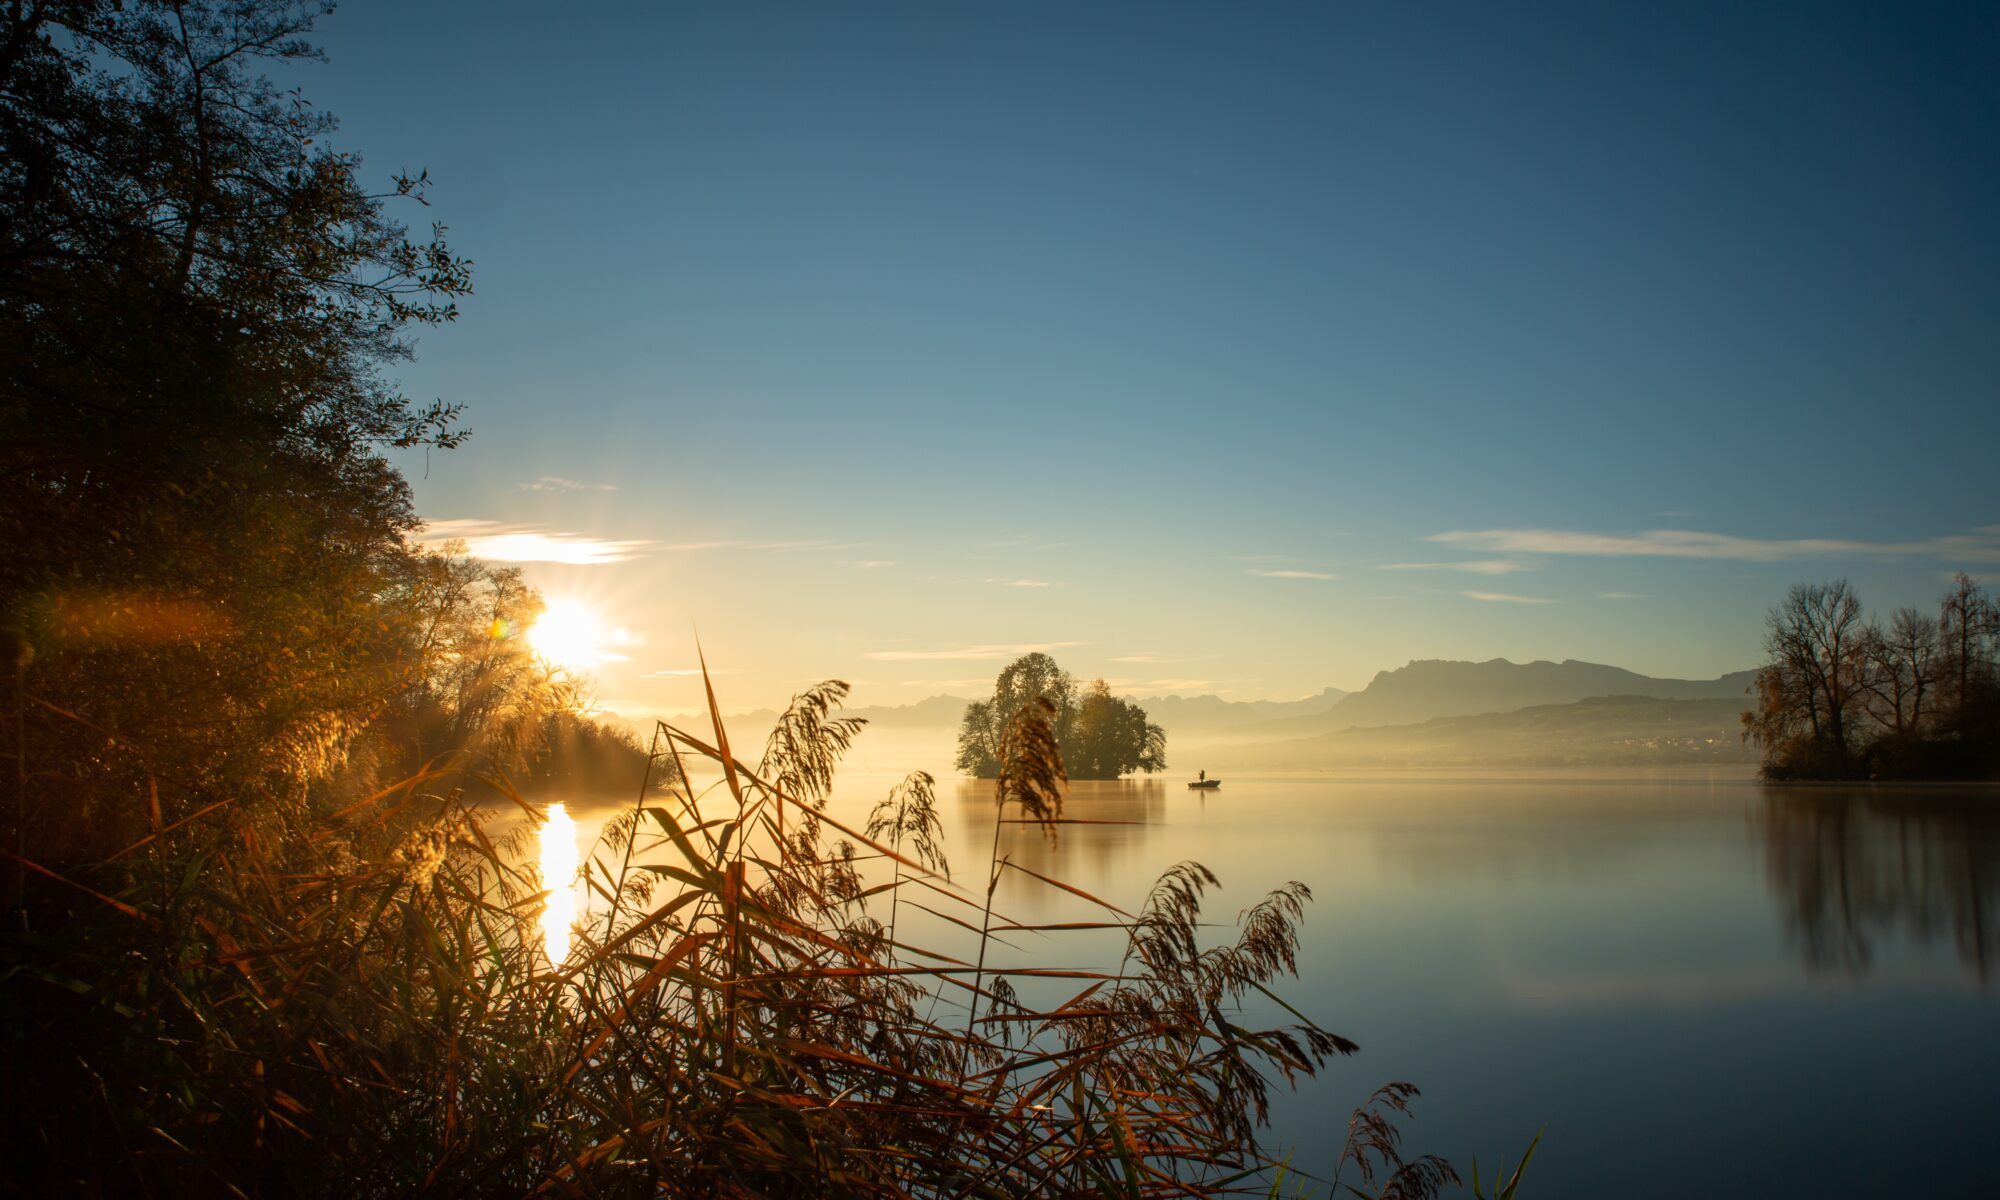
1239,695,1756,769
1129,686,1348,733
609,658,1759,770
1238,659,1757,740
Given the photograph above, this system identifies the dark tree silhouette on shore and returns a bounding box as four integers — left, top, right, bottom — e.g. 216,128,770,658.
2,0,475,854
1745,576,1998,780
1940,572,2000,738
1862,606,1942,736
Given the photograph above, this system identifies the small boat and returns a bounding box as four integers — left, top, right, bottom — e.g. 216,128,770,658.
1187,779,1221,790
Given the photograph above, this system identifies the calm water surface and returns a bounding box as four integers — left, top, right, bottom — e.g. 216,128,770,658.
549,766,2000,1197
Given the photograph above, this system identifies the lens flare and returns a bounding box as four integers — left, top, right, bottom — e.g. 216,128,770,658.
527,599,606,670
539,803,579,967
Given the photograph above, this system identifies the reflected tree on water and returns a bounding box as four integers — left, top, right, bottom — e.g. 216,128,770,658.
1758,788,2000,981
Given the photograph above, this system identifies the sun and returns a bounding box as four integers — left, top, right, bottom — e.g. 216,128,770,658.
527,598,608,671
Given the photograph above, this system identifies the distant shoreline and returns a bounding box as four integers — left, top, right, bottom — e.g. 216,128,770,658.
1757,776,2000,792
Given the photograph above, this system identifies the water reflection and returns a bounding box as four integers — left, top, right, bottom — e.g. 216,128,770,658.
954,778,1166,908
953,776,1168,821
1758,785,2000,981
509,772,1996,1196
540,802,580,966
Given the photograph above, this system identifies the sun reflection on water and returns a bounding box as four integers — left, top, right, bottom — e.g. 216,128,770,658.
539,803,579,967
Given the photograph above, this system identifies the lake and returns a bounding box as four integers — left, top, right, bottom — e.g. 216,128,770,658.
543,761,2000,1197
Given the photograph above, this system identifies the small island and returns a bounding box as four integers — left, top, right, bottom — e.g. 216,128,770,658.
955,653,1168,779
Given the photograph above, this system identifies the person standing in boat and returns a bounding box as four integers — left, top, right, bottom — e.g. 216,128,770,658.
1198,769,1205,782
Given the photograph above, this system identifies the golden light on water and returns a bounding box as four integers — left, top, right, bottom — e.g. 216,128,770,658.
539,803,579,967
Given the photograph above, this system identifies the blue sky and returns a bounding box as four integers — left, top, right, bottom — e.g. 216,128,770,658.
301,2,1997,712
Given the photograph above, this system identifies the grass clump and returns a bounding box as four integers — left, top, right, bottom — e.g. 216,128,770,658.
3,675,1470,1197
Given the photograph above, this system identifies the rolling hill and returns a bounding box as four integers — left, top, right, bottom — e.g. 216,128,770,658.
1236,694,1756,768
1233,658,1755,740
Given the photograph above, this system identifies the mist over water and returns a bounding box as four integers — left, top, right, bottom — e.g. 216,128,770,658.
540,764,1999,1196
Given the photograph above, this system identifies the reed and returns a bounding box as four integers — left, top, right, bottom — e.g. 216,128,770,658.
1,671,1488,1197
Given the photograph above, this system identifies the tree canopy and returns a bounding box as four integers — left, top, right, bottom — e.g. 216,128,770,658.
0,0,655,876
1744,575,1999,779
0,6,657,1184
956,653,1167,779
2,0,484,850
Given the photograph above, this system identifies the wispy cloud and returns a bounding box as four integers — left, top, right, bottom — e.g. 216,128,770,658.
868,641,1086,662
1431,525,2000,562
1465,590,1554,604
986,577,1061,589
841,559,898,569
658,538,866,552
1597,591,1645,600
1225,550,1351,566
1380,559,1531,575
516,476,616,493
983,535,1070,552
1247,569,1337,580
421,519,649,565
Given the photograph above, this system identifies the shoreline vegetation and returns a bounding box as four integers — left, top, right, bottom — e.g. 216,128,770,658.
0,3,1536,1194
6,671,1488,1196
1743,578,1999,783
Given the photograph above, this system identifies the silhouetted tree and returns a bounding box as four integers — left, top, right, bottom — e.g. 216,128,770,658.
1862,606,1941,737
1744,581,1869,777
1938,572,1998,737
1748,578,1999,779
1,0,472,853
955,652,1077,775
1069,678,1169,778
956,655,1166,779
372,541,585,782
956,699,1001,778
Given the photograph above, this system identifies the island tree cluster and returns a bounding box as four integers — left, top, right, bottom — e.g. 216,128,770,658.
955,652,1169,779
1743,575,1999,779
